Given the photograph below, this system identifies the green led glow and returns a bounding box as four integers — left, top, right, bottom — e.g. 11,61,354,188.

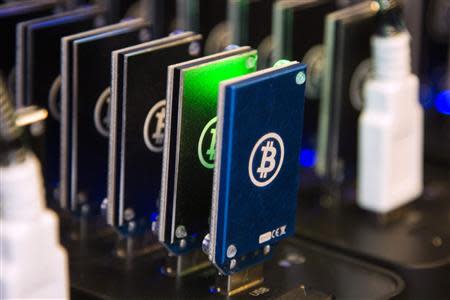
179,51,258,172
183,53,258,107
198,116,217,169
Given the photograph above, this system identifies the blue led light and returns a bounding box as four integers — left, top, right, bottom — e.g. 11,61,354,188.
435,90,450,115
150,212,158,222
419,84,434,109
299,148,317,168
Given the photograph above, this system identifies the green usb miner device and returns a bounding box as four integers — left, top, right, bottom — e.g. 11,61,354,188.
159,47,258,254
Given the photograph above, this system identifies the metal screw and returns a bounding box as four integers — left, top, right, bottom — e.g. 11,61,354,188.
230,259,237,269
202,234,211,255
296,71,306,85
101,198,108,211
273,59,290,68
151,214,159,235
128,221,136,232
81,203,90,216
124,208,135,221
175,225,187,238
263,245,271,255
224,44,239,51
227,244,237,258
189,42,201,56
246,56,257,69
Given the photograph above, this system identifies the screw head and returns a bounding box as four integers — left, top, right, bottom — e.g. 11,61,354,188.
202,234,211,255
246,56,257,69
128,221,136,232
101,198,108,211
224,44,239,51
151,216,159,235
230,259,237,269
227,244,237,258
175,225,187,238
81,203,90,215
296,71,306,85
263,244,271,255
273,59,291,68
189,42,201,56
124,208,135,221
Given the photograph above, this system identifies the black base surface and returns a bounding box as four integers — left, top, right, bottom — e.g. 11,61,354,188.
297,165,450,300
63,219,404,300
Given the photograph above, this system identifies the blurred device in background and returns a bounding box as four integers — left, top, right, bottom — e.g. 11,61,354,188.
0,0,58,97
176,0,228,54
145,0,177,38
15,6,105,199
229,0,276,67
272,0,335,183
107,32,202,233
420,0,450,165
317,2,377,189
124,0,177,37
60,19,150,214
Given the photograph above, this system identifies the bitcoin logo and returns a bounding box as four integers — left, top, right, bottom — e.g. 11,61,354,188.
257,140,277,179
248,132,284,187
143,99,166,153
94,87,111,137
198,117,217,169
48,75,62,121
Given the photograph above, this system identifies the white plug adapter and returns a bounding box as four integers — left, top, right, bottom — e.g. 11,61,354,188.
357,32,423,213
0,153,69,299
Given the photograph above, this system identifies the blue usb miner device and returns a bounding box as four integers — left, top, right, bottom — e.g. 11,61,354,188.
206,61,306,274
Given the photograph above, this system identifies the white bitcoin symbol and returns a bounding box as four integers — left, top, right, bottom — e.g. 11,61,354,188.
198,117,217,169
144,99,166,153
249,133,284,187
152,107,165,144
206,127,216,161
257,141,277,179
94,87,111,137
